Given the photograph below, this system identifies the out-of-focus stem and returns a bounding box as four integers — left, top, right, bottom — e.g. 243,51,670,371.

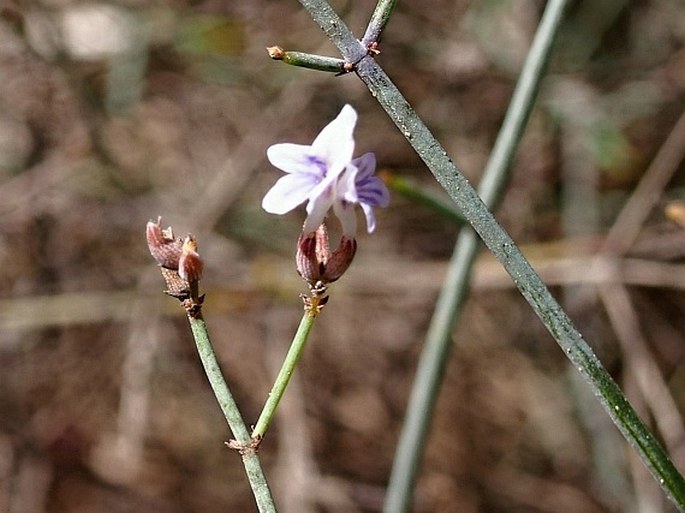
383,172,464,225
384,0,571,510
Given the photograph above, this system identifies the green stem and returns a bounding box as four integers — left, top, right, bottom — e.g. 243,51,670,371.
384,0,570,511
295,0,685,510
357,53,685,513
362,0,400,46
251,301,321,439
267,47,346,73
188,314,277,513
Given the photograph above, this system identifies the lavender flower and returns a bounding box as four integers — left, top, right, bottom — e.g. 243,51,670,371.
262,105,389,237
334,152,390,236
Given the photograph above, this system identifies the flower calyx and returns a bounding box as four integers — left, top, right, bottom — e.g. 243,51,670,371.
296,223,357,290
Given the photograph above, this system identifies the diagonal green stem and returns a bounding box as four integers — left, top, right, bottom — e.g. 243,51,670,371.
188,314,277,513
356,51,685,513
294,0,685,510
359,66,685,511
251,300,322,439
362,0,400,46
384,0,570,510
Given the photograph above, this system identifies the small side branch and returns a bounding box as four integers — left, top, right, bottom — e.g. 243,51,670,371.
267,46,350,74
361,0,399,47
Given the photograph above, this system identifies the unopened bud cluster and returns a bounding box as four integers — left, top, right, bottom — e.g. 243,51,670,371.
146,218,204,301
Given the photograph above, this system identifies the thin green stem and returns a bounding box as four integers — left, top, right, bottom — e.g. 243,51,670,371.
356,53,685,513
294,0,685,510
267,47,346,73
384,1,570,511
188,314,277,513
189,315,251,442
251,300,322,439
362,0,400,46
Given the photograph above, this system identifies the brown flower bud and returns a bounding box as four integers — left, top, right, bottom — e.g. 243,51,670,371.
160,266,189,299
296,223,356,286
146,217,183,269
146,219,204,307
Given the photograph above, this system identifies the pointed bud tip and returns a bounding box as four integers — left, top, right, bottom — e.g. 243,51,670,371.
266,46,285,60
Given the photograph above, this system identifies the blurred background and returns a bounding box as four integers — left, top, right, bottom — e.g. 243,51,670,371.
2,0,685,511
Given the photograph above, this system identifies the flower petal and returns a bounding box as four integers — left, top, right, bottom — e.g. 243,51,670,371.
302,180,338,234
360,202,377,233
334,198,358,237
311,105,357,180
353,153,390,208
337,165,359,204
262,173,317,214
352,152,376,180
267,143,323,176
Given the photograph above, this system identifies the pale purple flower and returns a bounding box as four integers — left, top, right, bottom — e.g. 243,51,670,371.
262,105,389,237
262,105,356,233
334,152,390,236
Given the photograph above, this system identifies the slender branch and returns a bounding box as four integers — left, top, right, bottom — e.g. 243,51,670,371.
266,46,347,73
361,0,400,46
148,217,277,512
355,53,685,513
251,294,324,439
189,315,251,442
384,1,570,510
188,313,277,513
295,0,685,509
